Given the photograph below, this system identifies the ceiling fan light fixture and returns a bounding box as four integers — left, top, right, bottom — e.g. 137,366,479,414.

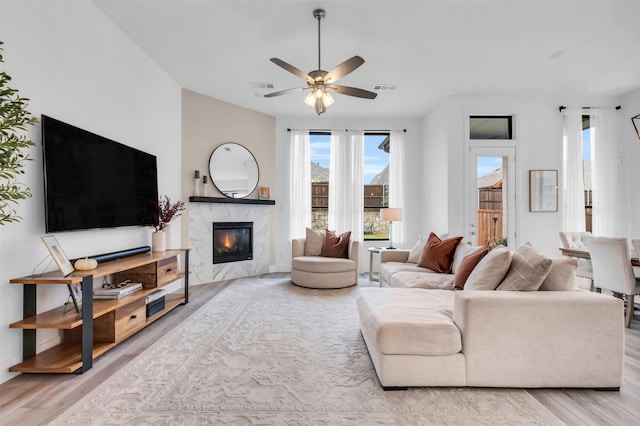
265,8,377,115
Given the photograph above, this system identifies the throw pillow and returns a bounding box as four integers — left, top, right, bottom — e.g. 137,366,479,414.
418,233,463,273
451,242,482,274
407,233,429,263
539,258,578,291
496,243,553,291
321,230,351,258
453,244,490,289
304,228,325,256
464,246,512,290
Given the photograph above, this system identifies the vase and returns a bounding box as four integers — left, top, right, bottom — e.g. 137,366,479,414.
163,223,173,249
152,230,166,252
193,178,201,196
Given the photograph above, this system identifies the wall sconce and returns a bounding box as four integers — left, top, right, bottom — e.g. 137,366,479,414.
632,114,640,140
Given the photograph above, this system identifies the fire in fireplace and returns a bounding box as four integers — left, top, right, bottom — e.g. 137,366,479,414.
212,222,253,264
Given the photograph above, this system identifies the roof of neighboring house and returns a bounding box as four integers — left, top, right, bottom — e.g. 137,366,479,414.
369,165,388,185
477,168,502,189
311,162,329,182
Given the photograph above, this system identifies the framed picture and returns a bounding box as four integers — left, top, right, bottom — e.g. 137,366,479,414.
41,235,74,276
66,283,82,313
529,170,558,212
258,186,270,200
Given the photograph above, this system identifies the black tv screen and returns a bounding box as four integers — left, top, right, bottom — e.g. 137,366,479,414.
42,115,158,232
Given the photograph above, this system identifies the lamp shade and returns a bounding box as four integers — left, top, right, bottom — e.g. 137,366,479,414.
380,208,402,222
632,114,640,140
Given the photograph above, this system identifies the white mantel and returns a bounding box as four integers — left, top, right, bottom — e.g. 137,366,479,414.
189,199,273,284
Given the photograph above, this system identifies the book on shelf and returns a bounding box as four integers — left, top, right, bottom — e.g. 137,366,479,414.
93,282,142,299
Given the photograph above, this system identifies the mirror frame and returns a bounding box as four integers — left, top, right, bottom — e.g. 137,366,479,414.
208,142,260,199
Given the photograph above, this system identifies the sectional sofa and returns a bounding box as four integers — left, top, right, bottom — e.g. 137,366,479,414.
357,239,625,389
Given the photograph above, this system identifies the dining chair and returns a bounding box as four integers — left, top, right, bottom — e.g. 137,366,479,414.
559,231,594,290
586,237,640,328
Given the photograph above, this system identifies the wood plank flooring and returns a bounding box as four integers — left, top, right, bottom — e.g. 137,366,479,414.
1,273,639,425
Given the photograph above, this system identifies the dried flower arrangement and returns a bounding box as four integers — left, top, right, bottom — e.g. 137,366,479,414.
152,195,185,231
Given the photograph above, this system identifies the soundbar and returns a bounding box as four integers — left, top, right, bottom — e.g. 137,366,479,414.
85,246,151,264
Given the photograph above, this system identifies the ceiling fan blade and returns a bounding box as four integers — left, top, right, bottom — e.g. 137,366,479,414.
328,85,378,99
324,56,365,84
263,87,309,98
270,58,313,84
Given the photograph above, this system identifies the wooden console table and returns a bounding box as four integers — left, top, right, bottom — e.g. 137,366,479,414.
9,249,189,374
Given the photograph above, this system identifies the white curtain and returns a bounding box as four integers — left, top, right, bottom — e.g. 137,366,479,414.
590,110,620,236
328,130,364,239
561,110,586,232
289,130,311,239
389,131,406,246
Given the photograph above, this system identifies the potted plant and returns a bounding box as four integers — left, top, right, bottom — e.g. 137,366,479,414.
151,195,185,251
0,41,37,226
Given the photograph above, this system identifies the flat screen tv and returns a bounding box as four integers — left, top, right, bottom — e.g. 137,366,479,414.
42,115,158,232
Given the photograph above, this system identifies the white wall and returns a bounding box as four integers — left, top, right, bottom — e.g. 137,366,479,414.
618,88,640,239
422,92,626,257
0,1,181,384
273,116,423,273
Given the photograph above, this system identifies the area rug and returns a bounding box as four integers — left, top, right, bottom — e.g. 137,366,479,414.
52,277,563,425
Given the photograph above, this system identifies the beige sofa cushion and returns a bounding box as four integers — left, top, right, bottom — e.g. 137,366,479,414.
407,233,429,263
497,243,552,291
357,288,460,356
304,228,324,256
292,256,355,273
539,258,578,291
464,246,512,290
390,271,455,290
380,262,434,286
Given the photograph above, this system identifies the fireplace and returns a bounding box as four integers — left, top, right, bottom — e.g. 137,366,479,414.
212,222,253,264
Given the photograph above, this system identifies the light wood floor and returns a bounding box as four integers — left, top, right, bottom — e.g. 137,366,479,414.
1,273,639,425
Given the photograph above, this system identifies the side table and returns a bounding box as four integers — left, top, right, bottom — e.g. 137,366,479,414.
368,247,392,282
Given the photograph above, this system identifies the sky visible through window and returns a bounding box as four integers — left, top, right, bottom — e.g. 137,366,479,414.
309,134,389,184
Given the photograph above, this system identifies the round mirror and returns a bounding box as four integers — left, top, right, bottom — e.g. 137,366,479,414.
209,142,259,199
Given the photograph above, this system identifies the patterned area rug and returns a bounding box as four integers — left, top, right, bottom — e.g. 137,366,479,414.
53,277,563,425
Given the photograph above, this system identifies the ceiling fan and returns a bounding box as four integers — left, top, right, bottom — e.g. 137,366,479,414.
264,8,377,115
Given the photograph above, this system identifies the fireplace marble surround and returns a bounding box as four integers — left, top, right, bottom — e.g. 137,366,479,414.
189,198,273,284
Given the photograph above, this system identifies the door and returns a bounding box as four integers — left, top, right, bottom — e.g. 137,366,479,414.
466,147,516,247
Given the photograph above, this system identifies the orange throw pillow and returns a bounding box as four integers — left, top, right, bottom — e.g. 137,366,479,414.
454,244,491,289
418,233,463,273
321,230,351,258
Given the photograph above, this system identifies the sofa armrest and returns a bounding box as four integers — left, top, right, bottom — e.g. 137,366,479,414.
349,239,360,268
292,238,305,258
380,249,410,263
453,291,624,388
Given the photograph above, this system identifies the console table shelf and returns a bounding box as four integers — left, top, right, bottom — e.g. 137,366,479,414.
8,249,190,374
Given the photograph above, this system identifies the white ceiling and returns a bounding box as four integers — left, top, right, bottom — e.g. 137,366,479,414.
93,0,640,118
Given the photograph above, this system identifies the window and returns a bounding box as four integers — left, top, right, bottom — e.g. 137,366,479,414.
310,133,331,230
309,132,390,240
363,133,389,240
469,116,513,140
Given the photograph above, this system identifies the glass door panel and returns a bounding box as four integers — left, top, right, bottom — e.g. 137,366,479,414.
467,147,516,247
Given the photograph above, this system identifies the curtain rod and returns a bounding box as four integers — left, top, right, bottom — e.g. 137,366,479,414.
286,128,406,133
558,105,621,112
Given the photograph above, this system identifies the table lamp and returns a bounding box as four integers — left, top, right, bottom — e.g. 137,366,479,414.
380,208,402,249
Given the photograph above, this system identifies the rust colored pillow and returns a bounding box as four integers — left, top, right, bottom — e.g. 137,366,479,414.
321,230,351,258
454,244,491,289
418,233,463,273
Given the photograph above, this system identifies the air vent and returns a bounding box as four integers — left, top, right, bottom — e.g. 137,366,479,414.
373,84,397,91
250,82,275,89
